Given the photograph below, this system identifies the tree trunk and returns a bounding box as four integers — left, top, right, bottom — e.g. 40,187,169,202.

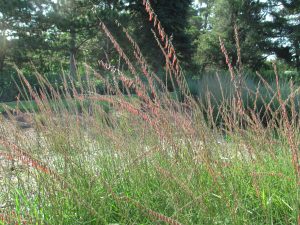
69,27,77,78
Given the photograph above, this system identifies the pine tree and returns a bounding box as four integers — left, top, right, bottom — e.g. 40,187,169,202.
125,0,193,68
269,0,300,70
194,0,270,70
47,0,124,77
0,0,50,70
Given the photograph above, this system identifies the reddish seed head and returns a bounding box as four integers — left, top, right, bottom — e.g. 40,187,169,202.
154,16,157,27
164,37,168,49
161,30,165,41
149,12,153,21
176,63,179,73
157,22,161,32
172,56,177,66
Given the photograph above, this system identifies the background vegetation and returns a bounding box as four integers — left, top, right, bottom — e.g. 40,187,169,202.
0,0,299,102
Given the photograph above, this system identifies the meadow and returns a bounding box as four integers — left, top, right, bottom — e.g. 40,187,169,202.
0,3,300,225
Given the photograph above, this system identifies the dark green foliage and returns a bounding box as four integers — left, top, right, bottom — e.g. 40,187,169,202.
1,0,300,103
193,0,270,70
266,0,300,70
125,0,193,68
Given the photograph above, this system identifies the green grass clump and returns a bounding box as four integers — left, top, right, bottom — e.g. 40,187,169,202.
0,100,38,113
1,88,299,224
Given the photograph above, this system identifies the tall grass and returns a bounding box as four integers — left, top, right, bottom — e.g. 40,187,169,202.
0,1,300,224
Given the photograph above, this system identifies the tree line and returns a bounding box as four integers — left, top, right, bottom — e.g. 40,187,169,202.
0,0,299,101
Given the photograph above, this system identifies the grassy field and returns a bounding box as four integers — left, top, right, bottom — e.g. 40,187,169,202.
0,72,300,224
1,6,300,225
